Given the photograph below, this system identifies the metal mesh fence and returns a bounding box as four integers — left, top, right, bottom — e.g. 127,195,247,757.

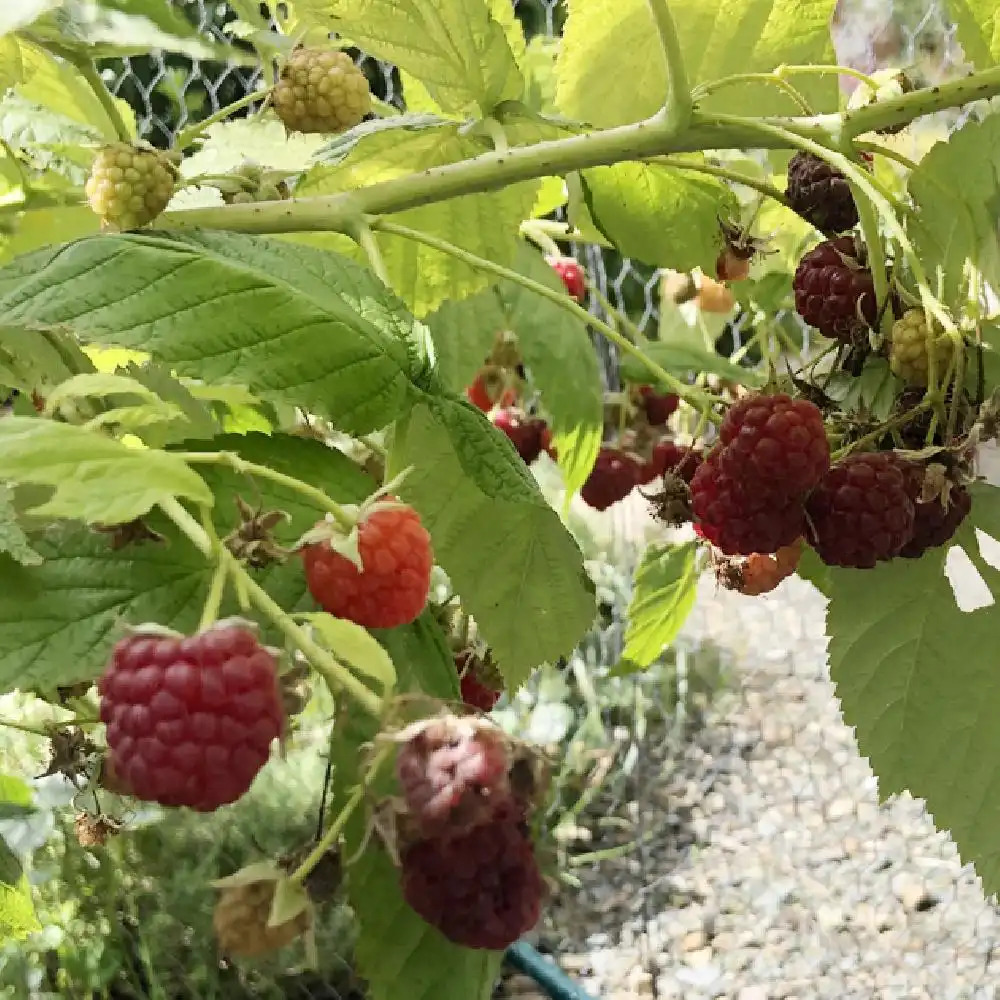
96,2,1000,998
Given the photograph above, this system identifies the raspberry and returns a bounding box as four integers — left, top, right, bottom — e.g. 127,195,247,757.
691,450,806,555
465,375,493,412
492,409,548,464
898,475,972,559
793,237,878,341
805,452,916,568
273,48,371,134
889,309,954,387
303,499,432,629
213,875,311,957
638,385,680,425
785,152,863,234
718,394,830,497
395,717,510,838
84,143,175,231
545,255,586,302
645,440,702,483
455,651,502,712
97,620,284,812
727,541,803,596
401,800,542,950
716,249,752,282
580,448,642,511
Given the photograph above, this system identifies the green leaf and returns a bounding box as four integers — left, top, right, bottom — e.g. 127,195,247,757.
556,0,838,127
395,397,595,687
298,613,396,694
496,245,603,497
907,114,1000,313
0,416,213,524
297,0,522,116
0,833,38,942
0,231,429,434
949,0,1000,67
120,362,220,445
822,357,901,421
827,483,1000,894
43,371,160,411
794,543,831,597
612,541,698,676
579,161,738,275
617,341,765,389
0,322,95,393
425,290,505,394
0,434,373,694
299,123,538,317
370,611,461,700
180,119,326,177
0,484,42,566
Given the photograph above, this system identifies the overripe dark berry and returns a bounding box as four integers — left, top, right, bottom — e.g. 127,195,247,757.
793,237,878,342
395,717,510,838
805,452,916,568
97,620,284,811
718,393,830,497
580,448,642,511
899,474,972,559
691,450,806,555
638,385,680,425
492,409,548,464
401,800,542,950
786,151,863,234
645,440,702,483
455,651,502,712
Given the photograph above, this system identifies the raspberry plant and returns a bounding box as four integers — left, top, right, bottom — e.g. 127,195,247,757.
3,2,1000,998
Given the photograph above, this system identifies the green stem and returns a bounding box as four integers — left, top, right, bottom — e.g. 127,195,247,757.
479,116,509,154
352,222,390,286
645,0,692,127
650,155,790,206
852,180,891,336
198,559,229,631
75,60,132,143
519,219,562,258
593,286,643,344
831,400,933,459
290,784,364,885
159,496,213,556
855,141,921,173
519,218,614,251
371,218,720,419
693,73,814,114
775,62,881,91
174,89,271,151
0,717,54,738
175,452,355,529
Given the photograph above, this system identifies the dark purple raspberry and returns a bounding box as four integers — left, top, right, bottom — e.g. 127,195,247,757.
691,449,806,556
401,800,542,950
638,386,680,425
899,477,972,559
644,440,703,483
805,452,916,568
718,393,830,498
492,409,548,465
581,447,642,511
97,620,284,812
793,237,878,342
395,717,510,838
785,151,864,234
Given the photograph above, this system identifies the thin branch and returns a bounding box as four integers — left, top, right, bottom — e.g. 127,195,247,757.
645,0,692,127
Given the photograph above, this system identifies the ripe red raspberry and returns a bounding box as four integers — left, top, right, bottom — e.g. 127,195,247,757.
455,652,502,712
792,237,878,342
545,255,586,303
580,448,642,511
638,385,680,425
785,152,865,234
691,450,805,555
645,440,702,483
492,409,548,464
303,499,432,629
395,717,510,838
718,394,830,497
97,620,284,811
401,800,542,950
898,476,972,559
805,452,916,568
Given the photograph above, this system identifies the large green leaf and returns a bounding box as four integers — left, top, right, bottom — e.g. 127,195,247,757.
294,0,522,116
0,416,213,524
0,231,430,433
395,397,596,687
613,541,698,676
0,322,95,393
0,433,374,695
496,245,603,497
425,290,505,394
828,482,1000,895
907,114,1000,313
948,0,1000,67
299,122,538,317
556,0,838,127
579,160,738,275
0,484,41,566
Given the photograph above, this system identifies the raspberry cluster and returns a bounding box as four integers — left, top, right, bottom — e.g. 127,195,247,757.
691,394,828,555
97,620,284,811
395,717,543,950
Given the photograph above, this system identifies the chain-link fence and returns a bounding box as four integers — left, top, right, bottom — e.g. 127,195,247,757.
95,2,1000,998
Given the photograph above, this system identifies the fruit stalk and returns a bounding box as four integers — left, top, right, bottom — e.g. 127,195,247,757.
691,73,814,114
174,89,271,151
73,57,132,144
290,783,364,886
644,0,692,128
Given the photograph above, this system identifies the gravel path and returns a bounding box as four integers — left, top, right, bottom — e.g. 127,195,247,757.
506,571,1000,1000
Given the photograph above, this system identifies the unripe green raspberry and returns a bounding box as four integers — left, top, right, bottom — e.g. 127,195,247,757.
889,309,952,386
273,48,371,134
84,143,175,231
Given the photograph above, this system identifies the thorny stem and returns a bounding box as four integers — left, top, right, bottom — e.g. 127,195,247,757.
645,0,692,128
692,73,814,114
290,784,364,885
370,218,722,420
175,451,355,530
174,89,271,151
75,60,132,144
